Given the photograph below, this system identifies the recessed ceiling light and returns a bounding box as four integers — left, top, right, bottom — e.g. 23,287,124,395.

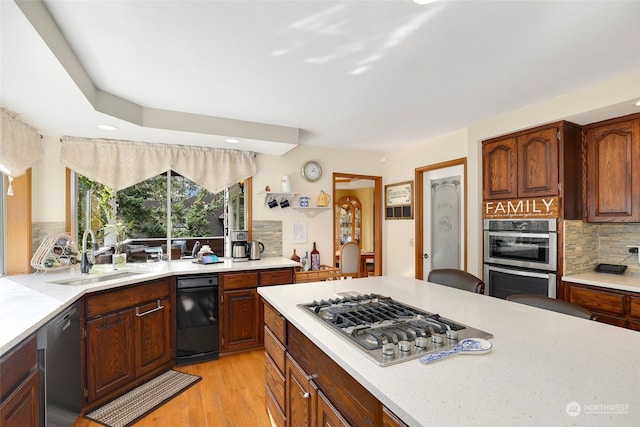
412,0,436,4
635,99,640,107
98,124,118,131
225,138,241,144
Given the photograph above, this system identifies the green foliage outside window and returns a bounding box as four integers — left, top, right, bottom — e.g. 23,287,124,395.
77,172,225,248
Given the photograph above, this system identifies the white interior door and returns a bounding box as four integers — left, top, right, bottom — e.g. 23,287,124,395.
422,164,465,274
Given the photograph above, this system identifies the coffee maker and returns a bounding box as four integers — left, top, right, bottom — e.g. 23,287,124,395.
231,230,249,262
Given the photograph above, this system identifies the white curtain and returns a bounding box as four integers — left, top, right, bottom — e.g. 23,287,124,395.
0,106,43,195
60,136,256,193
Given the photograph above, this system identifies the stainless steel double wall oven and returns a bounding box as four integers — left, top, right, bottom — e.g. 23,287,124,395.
483,218,558,299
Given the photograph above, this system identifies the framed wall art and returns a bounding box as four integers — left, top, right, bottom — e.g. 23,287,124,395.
385,180,413,220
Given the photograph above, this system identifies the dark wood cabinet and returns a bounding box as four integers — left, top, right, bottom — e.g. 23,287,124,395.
563,281,640,329
482,121,582,219
220,268,294,355
382,406,409,427
483,137,517,200
86,311,135,401
318,390,350,427
286,353,316,427
262,299,412,427
84,279,173,406
0,335,39,427
585,115,640,222
222,288,260,351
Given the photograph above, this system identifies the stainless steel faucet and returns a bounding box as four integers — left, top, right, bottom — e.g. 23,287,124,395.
81,228,98,274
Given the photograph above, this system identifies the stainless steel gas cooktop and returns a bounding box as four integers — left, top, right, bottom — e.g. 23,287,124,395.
299,293,493,366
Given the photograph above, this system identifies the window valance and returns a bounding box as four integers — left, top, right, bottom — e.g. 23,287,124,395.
0,106,43,194
60,137,256,193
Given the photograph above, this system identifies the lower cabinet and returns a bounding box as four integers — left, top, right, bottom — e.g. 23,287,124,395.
220,268,294,355
84,278,173,406
0,335,39,427
262,300,408,427
563,281,640,330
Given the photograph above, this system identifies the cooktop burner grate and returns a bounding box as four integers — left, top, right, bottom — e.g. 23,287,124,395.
299,293,493,366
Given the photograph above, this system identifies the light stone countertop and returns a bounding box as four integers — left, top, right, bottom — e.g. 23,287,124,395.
258,276,640,427
0,257,299,355
562,271,640,293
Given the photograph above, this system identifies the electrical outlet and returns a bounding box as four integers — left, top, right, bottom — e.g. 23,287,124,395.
629,247,638,254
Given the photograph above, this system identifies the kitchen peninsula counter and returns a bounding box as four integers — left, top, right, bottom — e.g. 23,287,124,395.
0,257,298,355
258,276,640,427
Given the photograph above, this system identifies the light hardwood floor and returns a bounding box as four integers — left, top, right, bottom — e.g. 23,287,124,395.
74,350,271,427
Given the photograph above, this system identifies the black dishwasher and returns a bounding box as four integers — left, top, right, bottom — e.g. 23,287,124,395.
176,274,219,365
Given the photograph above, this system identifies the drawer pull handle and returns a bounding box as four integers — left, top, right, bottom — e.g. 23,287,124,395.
136,299,164,317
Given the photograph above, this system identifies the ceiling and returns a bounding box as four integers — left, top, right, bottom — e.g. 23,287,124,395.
2,0,640,156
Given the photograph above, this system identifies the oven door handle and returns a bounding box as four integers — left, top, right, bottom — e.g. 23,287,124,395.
486,265,552,278
487,231,551,239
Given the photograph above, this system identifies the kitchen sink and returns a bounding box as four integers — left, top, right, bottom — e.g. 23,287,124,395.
50,271,143,286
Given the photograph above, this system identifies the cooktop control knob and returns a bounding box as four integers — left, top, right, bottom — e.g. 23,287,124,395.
382,343,395,356
415,337,428,348
398,340,411,353
446,330,458,341
432,334,444,345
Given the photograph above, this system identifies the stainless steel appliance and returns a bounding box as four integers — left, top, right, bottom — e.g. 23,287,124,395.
249,240,264,260
484,218,557,270
176,275,219,365
231,230,249,262
37,300,81,427
484,264,557,299
299,293,492,367
483,218,558,298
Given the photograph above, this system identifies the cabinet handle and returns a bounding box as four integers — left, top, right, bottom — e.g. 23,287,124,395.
302,391,310,399
136,299,165,317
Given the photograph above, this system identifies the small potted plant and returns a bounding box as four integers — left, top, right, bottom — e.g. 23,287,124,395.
101,222,129,266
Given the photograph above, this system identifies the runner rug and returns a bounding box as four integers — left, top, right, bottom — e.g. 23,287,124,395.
85,370,201,427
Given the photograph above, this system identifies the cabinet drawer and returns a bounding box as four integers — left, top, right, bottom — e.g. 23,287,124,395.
221,272,259,290
628,296,640,320
260,269,293,286
0,335,37,401
265,352,285,411
265,384,286,427
264,302,286,344
568,285,625,316
86,279,171,318
264,326,286,373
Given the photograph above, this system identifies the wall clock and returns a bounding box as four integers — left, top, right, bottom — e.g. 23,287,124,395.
302,160,322,182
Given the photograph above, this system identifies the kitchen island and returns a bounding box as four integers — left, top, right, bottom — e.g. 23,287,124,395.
258,276,640,427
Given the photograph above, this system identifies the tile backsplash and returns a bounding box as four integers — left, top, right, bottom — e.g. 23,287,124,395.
564,220,640,275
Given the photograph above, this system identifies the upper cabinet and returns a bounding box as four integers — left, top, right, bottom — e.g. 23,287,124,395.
482,121,582,219
584,114,640,222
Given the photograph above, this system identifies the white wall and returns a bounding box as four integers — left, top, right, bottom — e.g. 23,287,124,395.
252,145,384,264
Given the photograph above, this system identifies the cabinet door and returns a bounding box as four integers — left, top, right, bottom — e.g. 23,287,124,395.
317,390,350,427
221,289,260,352
482,138,517,200
586,118,640,222
0,370,39,427
382,406,409,427
86,310,135,402
134,297,172,377
517,127,559,198
285,354,316,427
